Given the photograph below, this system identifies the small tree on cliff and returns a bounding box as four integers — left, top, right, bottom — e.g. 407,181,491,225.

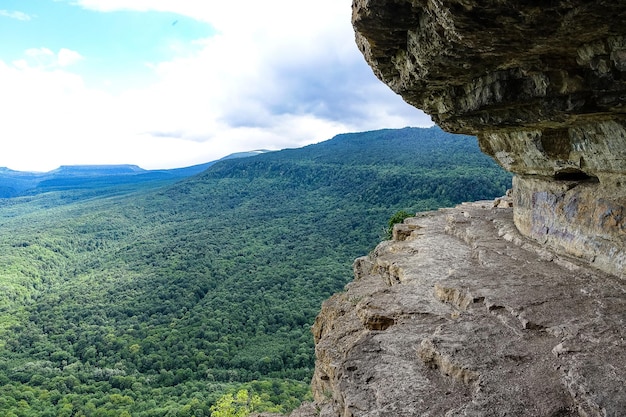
386,210,413,239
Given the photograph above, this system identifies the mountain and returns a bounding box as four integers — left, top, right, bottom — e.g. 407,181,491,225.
162,150,272,178
0,150,272,198
0,127,511,416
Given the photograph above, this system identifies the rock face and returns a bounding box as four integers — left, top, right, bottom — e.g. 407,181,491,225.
352,0,626,275
304,203,626,416
289,3,626,416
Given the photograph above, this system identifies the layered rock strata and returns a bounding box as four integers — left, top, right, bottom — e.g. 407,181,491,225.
352,0,626,275
292,3,626,415
303,202,626,416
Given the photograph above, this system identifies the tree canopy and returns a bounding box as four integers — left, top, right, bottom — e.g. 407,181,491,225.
0,127,511,415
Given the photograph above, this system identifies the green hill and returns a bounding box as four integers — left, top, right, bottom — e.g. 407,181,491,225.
0,151,271,198
0,127,511,416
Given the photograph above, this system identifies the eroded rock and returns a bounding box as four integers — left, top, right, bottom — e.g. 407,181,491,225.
352,1,626,136
293,3,626,415
299,203,626,416
352,0,626,275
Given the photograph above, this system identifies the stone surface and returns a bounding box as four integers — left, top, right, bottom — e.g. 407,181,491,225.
352,0,626,276
513,175,626,278
297,203,626,416
352,0,626,137
312,3,626,415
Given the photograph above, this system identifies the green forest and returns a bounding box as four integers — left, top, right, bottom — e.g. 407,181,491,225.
0,127,512,416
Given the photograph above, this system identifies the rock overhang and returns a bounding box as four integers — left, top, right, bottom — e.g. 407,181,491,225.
353,0,626,275
353,1,626,131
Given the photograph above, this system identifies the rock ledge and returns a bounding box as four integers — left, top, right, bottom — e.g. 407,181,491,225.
298,202,626,416
352,0,626,276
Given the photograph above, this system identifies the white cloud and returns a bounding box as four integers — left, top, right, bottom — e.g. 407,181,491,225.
0,10,32,21
25,47,54,58
0,1,431,171
18,47,83,69
58,48,84,67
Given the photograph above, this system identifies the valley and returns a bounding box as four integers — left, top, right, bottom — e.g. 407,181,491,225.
0,127,511,416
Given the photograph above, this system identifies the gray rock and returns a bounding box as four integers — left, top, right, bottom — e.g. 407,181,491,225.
293,3,626,415
352,0,626,138
302,203,626,416
352,0,626,276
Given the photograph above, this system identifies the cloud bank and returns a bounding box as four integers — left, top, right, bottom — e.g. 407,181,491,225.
0,1,431,171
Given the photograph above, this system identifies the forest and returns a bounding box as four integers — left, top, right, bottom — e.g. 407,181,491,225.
0,127,512,416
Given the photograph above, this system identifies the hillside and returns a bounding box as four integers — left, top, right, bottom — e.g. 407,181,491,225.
0,127,511,416
0,151,269,198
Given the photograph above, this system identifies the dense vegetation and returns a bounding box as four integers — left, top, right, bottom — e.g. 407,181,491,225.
0,127,511,416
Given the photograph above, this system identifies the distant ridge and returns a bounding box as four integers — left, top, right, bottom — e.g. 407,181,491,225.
153,150,272,177
0,150,270,198
49,165,147,176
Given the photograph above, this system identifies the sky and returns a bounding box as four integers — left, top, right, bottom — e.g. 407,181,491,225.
0,0,432,171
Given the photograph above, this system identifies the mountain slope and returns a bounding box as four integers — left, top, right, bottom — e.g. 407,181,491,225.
0,151,271,198
0,127,511,416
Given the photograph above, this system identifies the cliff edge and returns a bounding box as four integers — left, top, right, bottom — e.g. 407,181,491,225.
306,201,626,416
353,0,626,277
287,2,626,415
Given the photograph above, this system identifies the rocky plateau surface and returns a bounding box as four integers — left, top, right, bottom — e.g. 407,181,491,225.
293,201,626,416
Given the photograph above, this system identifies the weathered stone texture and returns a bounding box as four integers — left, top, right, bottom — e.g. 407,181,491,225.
513,175,626,278
301,203,626,416
353,0,626,135
352,0,626,274
298,3,626,416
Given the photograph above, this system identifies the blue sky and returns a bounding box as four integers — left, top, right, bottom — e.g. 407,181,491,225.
1,1,213,93
0,0,431,171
